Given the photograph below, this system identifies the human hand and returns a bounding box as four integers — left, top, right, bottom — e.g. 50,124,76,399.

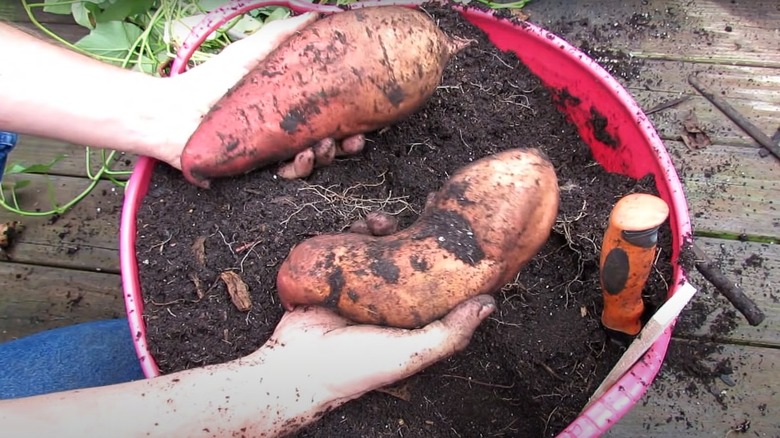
160,12,365,178
254,295,496,417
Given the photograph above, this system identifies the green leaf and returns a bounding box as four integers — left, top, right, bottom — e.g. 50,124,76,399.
71,2,98,29
197,0,230,12
10,180,31,190
249,6,289,20
5,163,29,175
96,0,155,23
264,7,291,23
14,163,57,174
476,0,532,8
65,0,109,29
74,21,143,64
42,0,74,15
5,155,66,175
224,15,264,40
132,54,159,75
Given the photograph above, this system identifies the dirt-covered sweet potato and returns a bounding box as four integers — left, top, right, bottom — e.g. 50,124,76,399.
349,211,399,236
180,6,471,188
276,148,560,328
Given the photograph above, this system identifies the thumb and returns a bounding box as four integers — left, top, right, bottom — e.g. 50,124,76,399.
403,294,497,369
325,295,496,399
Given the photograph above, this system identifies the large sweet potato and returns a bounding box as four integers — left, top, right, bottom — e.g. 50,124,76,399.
180,6,470,188
276,148,561,329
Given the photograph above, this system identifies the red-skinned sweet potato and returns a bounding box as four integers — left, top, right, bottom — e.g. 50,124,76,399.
276,148,560,329
180,6,470,188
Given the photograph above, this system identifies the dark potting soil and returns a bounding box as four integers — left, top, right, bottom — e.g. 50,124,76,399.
137,5,677,437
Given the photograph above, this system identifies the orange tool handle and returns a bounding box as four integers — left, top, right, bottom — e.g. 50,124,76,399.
600,193,670,336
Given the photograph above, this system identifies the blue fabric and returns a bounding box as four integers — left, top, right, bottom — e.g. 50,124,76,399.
0,318,145,399
0,131,18,181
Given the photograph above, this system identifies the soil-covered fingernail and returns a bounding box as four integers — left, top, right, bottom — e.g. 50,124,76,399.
474,295,496,318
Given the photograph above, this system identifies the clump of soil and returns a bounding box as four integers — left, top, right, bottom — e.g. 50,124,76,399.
137,4,677,437
0,221,25,260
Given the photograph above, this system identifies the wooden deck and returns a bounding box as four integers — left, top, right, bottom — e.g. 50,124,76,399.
1,1,777,436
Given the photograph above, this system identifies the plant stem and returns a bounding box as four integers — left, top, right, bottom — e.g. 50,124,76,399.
22,0,96,58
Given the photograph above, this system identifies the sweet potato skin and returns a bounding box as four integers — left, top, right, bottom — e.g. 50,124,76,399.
180,6,468,187
276,148,560,328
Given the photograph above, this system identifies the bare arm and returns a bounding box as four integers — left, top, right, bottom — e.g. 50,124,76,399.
0,13,323,170
0,297,494,438
0,13,365,179
0,23,171,163
0,350,327,437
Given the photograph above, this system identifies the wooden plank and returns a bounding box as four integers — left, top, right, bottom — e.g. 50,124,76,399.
629,0,780,68
678,237,780,348
0,262,124,342
7,134,135,179
524,1,780,146
1,0,85,41
604,342,779,437
630,62,780,103
0,174,122,273
661,140,780,240
627,62,780,147
11,20,87,44
526,0,780,68
0,1,80,25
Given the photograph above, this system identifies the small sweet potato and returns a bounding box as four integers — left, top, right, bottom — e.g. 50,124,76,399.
349,211,399,236
181,6,471,188
276,148,560,328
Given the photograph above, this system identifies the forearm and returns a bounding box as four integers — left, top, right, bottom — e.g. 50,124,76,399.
0,348,330,438
0,23,168,158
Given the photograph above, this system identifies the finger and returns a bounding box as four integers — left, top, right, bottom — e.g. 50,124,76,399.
313,138,337,167
407,294,496,364
277,148,315,179
324,295,496,398
185,12,320,87
336,135,366,157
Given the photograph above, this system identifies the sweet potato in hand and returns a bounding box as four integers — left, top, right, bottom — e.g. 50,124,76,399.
276,148,560,328
180,6,471,188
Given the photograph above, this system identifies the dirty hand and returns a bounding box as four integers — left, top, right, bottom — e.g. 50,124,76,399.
164,11,364,179
255,295,495,417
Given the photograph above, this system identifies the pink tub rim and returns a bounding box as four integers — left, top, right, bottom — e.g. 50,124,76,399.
119,2,694,437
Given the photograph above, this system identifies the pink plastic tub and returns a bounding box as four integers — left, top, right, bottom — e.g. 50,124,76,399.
120,1,693,436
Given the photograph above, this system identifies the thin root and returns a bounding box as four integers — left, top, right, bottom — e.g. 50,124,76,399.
436,374,515,389
281,173,417,227
551,199,592,306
